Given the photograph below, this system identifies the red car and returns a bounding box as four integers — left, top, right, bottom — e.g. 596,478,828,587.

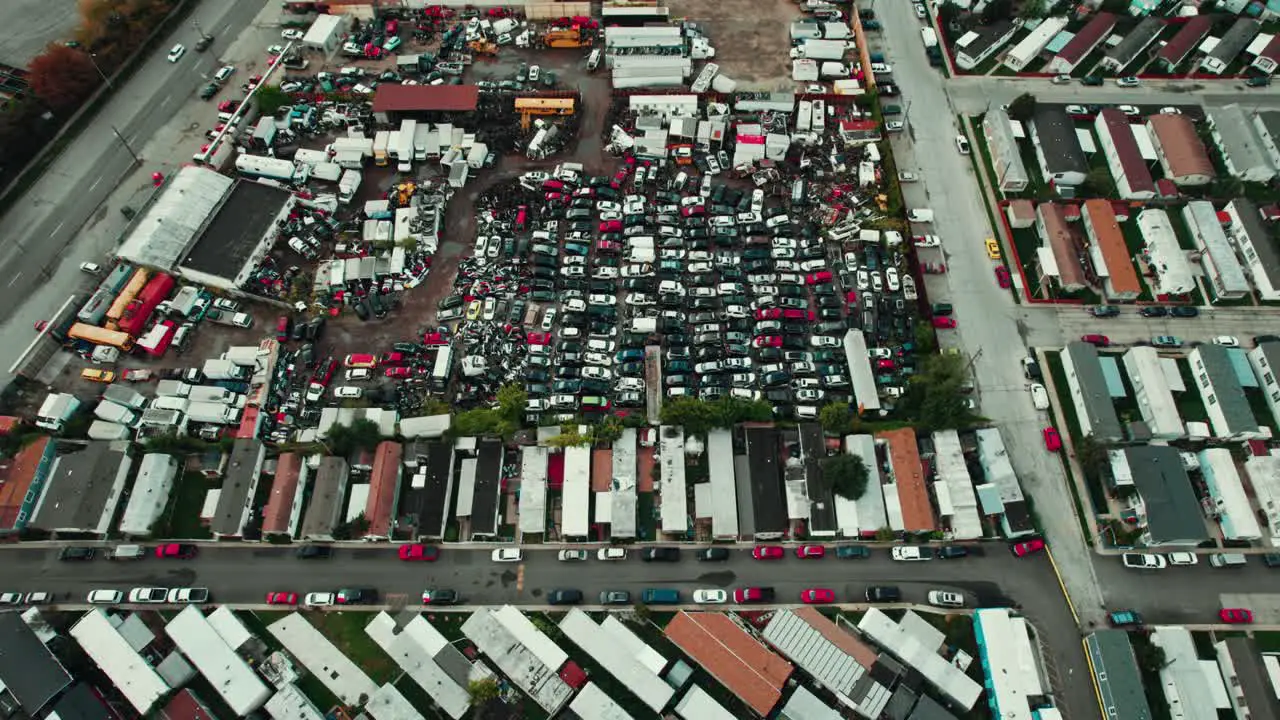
995,266,1011,289
733,587,775,603
422,332,448,347
875,359,895,370
932,316,957,329
1080,334,1110,347
156,543,197,559
753,335,783,348
783,309,815,321
276,316,290,340
801,588,836,604
681,204,706,217
1043,427,1062,452
795,544,826,559
806,271,833,285
381,352,406,365
398,544,440,562
545,192,564,202
599,220,622,233
1220,608,1253,624
752,545,785,560
266,592,298,605
385,366,412,378
527,332,551,346
1011,538,1045,557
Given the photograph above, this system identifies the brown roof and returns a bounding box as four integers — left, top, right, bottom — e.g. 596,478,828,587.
1084,199,1141,296
365,441,402,537
665,612,793,716
636,445,656,492
791,607,878,668
1007,199,1036,223
1038,203,1087,289
1148,114,1215,181
371,85,480,113
875,428,934,532
262,452,300,535
1157,15,1212,66
159,690,217,720
1097,109,1155,195
1260,34,1280,62
1056,12,1116,64
0,437,50,531
591,449,612,492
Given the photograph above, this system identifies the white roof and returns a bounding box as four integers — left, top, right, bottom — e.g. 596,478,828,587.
973,429,1023,504
206,606,253,651
303,13,343,45
1123,348,1185,438
562,446,591,537
559,609,674,712
70,610,169,715
455,458,477,517
462,608,572,713
706,430,739,537
600,615,667,674
762,611,869,697
930,431,982,540
1151,626,1230,720
595,490,613,523
1137,209,1196,295
365,683,424,720
660,426,688,533
611,429,638,538
779,686,843,720
837,434,887,536
843,331,881,412
264,683,324,720
166,606,272,716
399,414,450,439
117,166,232,271
1006,16,1068,65
346,483,370,522
569,682,636,720
674,685,736,720
857,609,981,710
118,454,178,536
493,605,567,669
972,610,1044,720
1184,201,1251,295
267,613,376,705
1200,448,1262,540
519,447,548,534
365,614,469,720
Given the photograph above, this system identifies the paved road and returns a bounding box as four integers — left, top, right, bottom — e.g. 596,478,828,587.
0,0,81,66
0,0,265,380
1055,306,1276,347
945,75,1280,114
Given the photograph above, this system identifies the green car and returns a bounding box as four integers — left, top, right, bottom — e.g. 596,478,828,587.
199,82,219,100
1080,75,1103,86
1152,335,1182,348
1247,76,1271,88
1107,609,1143,627
835,545,870,559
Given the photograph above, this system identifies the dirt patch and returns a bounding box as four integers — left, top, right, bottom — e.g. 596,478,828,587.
667,0,802,89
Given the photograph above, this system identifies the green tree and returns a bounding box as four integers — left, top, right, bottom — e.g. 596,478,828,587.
332,513,370,540
452,408,513,438
914,320,937,353
936,2,962,31
1006,92,1037,123
902,354,973,430
981,0,1014,22
659,397,719,434
255,84,291,115
326,418,382,455
546,428,588,448
823,454,870,500
467,678,500,705
1075,434,1109,480
495,383,527,423
593,415,624,444
819,402,855,436
1019,0,1048,18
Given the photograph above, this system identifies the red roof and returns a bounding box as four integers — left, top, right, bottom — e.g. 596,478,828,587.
876,428,935,532
262,453,301,534
591,449,612,492
371,85,479,113
737,134,765,144
0,437,50,531
1056,13,1117,64
1097,109,1155,195
1258,34,1280,62
159,689,217,720
0,417,22,435
365,441,402,538
1157,16,1213,66
665,612,793,716
558,661,588,689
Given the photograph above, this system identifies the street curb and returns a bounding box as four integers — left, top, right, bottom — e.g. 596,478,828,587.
1045,546,1081,627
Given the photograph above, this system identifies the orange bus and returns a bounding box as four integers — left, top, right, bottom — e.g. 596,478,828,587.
68,323,134,351
106,268,149,322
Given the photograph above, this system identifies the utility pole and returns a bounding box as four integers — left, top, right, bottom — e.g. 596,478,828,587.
964,347,984,375
85,52,112,91
192,18,210,40
111,125,141,165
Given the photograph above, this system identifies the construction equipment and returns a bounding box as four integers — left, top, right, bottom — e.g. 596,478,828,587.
543,28,590,48
514,97,576,130
467,39,498,55
395,181,417,206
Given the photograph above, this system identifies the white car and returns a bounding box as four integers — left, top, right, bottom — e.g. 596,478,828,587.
898,171,919,183
345,369,371,382
1065,104,1089,116
166,44,186,62
1117,105,1140,117
87,589,123,604
693,589,728,604
1051,74,1072,85
213,64,235,82
587,339,616,353
166,587,209,603
927,590,965,608
584,352,611,367
615,378,645,392
913,3,926,17
955,135,970,155
333,386,363,399
1212,336,1239,347
1167,552,1198,566
810,336,840,348
885,268,901,292
492,548,524,563
541,309,557,331
558,549,588,561
304,592,335,606
1159,107,1182,115
914,235,941,247
592,266,619,280
870,62,892,74
0,592,21,605
24,592,51,604
528,65,541,82
1121,552,1167,570
598,548,627,561
891,546,931,562
582,366,612,381
482,296,497,320
282,29,305,40
885,120,904,133
129,587,169,603
1029,383,1050,410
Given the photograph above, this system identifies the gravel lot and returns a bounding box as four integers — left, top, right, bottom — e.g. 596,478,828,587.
665,0,800,88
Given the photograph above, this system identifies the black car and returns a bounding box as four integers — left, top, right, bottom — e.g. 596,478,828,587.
1090,305,1120,318
865,585,901,602
337,587,378,604
935,546,969,559
1080,75,1104,86
1139,306,1168,318
643,547,681,562
422,589,460,605
1170,306,1199,318
59,546,96,561
199,82,219,100
296,545,333,559
548,588,583,605
697,547,730,561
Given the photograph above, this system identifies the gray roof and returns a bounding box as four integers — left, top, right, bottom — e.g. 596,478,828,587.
1065,342,1124,441
49,683,111,720
1125,446,1208,545
800,422,836,533
301,457,349,539
1198,344,1260,434
742,426,788,535
909,695,960,720
0,612,72,714
1105,17,1164,67
1221,637,1280,720
958,20,1016,58
1085,631,1152,720
29,442,130,534
117,166,233,271
1208,17,1261,65
1209,105,1272,173
1032,107,1088,176
1228,197,1280,288
1255,110,1280,147
211,439,264,536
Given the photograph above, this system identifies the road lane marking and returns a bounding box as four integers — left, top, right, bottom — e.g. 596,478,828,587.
8,272,22,287
51,221,64,236
88,176,102,193
517,563,524,592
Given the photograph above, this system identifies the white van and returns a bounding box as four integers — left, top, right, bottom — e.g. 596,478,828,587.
111,544,147,560
1209,553,1247,568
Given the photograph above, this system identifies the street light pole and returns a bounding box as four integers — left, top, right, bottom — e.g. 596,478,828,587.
192,19,210,41
86,52,112,91
111,125,141,165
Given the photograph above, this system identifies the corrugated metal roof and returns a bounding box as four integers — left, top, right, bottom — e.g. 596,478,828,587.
364,441,402,538
665,612,792,716
118,167,232,271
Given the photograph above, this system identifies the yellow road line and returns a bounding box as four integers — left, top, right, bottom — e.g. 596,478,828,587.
517,563,525,592
1045,547,1081,626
